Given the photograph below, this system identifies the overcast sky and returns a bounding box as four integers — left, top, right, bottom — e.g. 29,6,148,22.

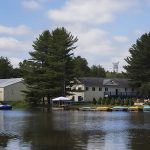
0,0,150,71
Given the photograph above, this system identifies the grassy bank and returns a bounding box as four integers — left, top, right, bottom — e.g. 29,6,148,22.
7,101,29,109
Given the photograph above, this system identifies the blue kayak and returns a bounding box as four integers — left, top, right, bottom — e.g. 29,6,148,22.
0,104,12,110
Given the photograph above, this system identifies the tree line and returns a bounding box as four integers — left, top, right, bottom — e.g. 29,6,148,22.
0,27,150,104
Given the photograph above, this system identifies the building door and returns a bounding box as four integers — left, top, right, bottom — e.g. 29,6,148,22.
116,89,118,96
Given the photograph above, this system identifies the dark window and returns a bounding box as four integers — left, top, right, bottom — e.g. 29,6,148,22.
86,87,88,91
78,87,82,91
92,87,95,91
125,88,127,92
105,87,108,91
78,96,83,101
99,87,102,91
132,88,134,92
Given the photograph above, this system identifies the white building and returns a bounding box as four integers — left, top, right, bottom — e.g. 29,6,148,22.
71,77,138,102
0,78,26,102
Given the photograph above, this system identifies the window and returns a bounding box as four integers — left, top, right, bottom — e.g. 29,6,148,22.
78,87,82,91
99,87,102,91
125,88,127,92
86,87,88,91
105,87,108,91
132,88,134,92
92,87,95,91
78,96,83,101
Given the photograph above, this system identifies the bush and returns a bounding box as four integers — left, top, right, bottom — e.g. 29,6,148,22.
105,98,110,105
124,99,129,106
129,99,134,106
92,98,97,105
115,99,121,105
110,98,115,105
97,97,102,105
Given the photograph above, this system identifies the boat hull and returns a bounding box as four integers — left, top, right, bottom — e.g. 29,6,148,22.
0,105,12,110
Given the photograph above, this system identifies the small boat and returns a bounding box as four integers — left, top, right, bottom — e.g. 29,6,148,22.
112,106,128,111
0,104,12,110
96,106,112,111
143,105,150,112
128,106,143,112
79,107,95,111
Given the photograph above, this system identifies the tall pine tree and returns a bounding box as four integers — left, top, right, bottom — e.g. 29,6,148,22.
124,32,150,97
21,27,77,104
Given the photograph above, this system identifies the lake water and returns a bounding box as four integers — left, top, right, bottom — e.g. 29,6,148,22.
0,109,150,150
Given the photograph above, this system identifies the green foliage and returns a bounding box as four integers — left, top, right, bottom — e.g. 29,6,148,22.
115,99,121,105
105,98,110,105
140,82,150,97
129,99,134,106
101,99,106,105
92,98,97,105
0,56,13,78
124,99,129,106
90,65,106,77
73,56,90,77
97,97,102,105
120,99,124,106
21,27,77,104
7,101,29,109
106,71,126,78
124,32,150,96
110,98,115,105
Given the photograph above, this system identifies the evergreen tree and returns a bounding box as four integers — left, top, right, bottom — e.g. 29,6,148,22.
92,98,97,105
124,99,129,106
22,27,77,104
110,98,115,105
124,32,150,96
105,98,110,105
115,98,121,105
106,71,126,78
73,56,90,77
97,97,102,105
90,65,106,77
0,56,13,78
101,99,105,105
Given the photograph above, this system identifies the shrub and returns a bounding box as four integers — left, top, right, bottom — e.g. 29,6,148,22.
97,97,102,105
92,98,97,105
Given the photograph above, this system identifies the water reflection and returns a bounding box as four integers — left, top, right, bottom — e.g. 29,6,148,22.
0,110,150,150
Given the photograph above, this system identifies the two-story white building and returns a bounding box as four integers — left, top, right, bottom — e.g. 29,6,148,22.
71,77,138,102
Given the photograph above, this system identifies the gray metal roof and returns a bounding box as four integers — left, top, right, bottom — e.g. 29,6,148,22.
0,78,23,88
78,77,131,87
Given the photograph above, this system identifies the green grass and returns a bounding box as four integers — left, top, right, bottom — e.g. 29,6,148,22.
7,101,29,109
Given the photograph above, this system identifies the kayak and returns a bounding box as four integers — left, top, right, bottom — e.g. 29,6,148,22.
0,104,12,110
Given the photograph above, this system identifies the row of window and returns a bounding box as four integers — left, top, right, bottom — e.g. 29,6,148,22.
85,87,134,92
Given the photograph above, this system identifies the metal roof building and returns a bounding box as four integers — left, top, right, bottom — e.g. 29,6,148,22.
0,78,26,102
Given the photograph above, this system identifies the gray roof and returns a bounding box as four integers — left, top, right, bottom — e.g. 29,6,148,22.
0,78,23,88
77,77,131,87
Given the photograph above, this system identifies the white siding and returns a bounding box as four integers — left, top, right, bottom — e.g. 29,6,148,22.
0,88,4,101
4,81,26,101
84,86,104,101
70,84,85,101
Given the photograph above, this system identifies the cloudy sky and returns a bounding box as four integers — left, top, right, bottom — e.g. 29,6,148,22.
0,0,150,71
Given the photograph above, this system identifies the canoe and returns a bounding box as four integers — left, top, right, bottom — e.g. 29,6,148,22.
79,107,96,111
96,107,112,111
143,105,150,112
128,106,143,112
112,106,128,111
0,104,12,110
